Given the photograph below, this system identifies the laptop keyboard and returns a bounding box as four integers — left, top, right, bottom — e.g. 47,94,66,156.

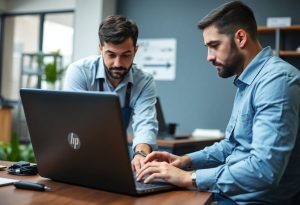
135,179,171,189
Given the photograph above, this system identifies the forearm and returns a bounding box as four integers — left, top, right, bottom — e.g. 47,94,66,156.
131,78,158,150
195,152,286,194
188,138,234,169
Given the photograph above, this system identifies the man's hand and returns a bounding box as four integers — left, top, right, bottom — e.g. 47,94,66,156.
131,143,152,172
132,154,146,172
135,151,194,187
136,161,193,188
144,151,192,169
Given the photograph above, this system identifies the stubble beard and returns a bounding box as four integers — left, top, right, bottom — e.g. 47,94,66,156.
215,41,244,78
104,64,131,80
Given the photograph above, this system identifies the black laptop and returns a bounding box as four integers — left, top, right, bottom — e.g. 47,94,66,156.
20,88,175,195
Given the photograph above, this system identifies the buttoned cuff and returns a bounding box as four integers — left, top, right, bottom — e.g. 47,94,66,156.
187,152,221,193
196,167,220,192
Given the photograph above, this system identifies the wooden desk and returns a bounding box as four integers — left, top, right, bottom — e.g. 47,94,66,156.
0,108,12,142
0,161,213,205
157,136,221,155
129,135,222,155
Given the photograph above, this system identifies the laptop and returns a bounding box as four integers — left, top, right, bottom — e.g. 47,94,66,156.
156,97,169,136
20,88,175,195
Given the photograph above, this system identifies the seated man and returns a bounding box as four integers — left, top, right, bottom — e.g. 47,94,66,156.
64,15,158,172
137,1,300,204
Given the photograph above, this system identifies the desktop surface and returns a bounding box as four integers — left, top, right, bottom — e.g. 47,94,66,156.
0,160,213,205
128,135,221,155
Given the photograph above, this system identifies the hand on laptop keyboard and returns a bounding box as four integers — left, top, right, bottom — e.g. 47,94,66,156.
136,151,194,188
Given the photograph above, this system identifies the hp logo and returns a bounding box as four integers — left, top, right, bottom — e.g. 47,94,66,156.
68,132,81,150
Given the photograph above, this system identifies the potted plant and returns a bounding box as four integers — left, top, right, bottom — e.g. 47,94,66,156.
36,51,65,89
0,132,35,163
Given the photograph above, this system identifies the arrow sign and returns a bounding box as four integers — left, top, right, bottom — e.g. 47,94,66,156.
134,38,176,80
143,62,171,68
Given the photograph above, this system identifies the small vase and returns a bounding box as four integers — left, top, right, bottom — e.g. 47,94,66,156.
46,82,56,90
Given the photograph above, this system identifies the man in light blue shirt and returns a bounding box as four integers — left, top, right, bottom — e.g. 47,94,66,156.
137,1,300,204
63,15,158,172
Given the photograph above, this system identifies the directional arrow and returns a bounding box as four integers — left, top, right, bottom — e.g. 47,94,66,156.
143,62,171,68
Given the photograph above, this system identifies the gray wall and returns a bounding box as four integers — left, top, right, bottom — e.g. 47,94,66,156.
117,0,300,134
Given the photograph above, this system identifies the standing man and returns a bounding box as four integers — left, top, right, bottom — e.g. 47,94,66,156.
137,1,300,204
64,15,158,172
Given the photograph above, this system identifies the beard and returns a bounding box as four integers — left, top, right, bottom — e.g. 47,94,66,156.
104,63,131,80
213,40,244,78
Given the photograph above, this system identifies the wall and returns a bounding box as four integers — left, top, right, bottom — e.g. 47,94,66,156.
117,0,300,134
0,0,6,13
5,0,76,12
73,0,116,61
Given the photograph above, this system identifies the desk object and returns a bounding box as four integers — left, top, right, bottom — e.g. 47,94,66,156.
0,160,213,205
14,180,50,191
0,177,19,186
267,17,291,27
191,129,224,141
0,108,12,142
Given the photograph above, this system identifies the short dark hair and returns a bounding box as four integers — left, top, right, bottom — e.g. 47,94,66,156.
198,1,257,40
98,15,139,46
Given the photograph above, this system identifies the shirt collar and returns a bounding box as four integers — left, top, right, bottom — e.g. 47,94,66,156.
95,56,134,86
234,46,273,88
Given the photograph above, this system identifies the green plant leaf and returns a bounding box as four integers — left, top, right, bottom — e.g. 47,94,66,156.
44,63,57,83
10,132,21,161
0,142,8,160
0,133,36,163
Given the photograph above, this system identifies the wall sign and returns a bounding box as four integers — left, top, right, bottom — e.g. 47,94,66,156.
134,38,177,81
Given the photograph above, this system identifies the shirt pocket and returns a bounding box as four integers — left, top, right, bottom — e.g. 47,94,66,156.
234,113,253,142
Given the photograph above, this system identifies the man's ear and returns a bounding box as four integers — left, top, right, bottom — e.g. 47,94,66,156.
235,29,247,48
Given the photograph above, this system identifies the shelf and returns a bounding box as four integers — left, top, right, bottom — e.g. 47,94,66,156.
22,68,43,76
258,25,300,61
279,51,300,56
258,25,300,32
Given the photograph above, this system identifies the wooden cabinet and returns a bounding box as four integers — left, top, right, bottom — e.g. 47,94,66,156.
258,25,300,68
0,108,12,142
